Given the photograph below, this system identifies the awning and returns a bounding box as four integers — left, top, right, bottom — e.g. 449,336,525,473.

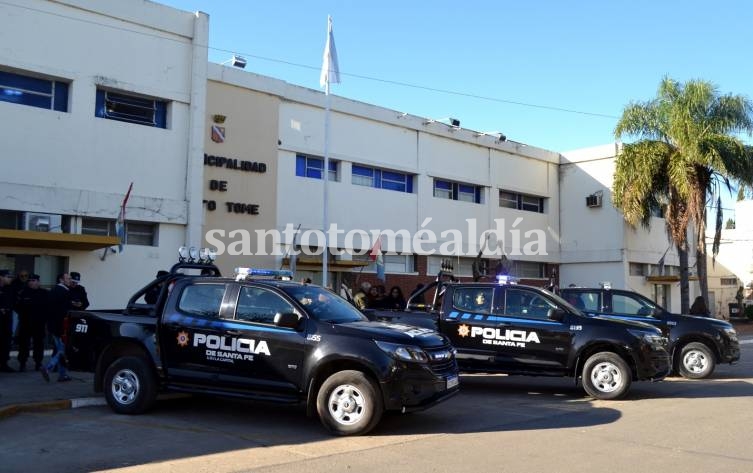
646,275,699,283
0,229,120,251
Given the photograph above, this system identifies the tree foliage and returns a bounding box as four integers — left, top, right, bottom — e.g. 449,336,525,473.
613,77,753,311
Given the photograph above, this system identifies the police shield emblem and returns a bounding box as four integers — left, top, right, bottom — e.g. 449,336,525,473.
211,124,225,143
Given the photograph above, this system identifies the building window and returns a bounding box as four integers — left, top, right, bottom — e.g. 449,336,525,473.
427,256,476,277
433,179,482,204
95,89,167,128
352,165,413,193
0,69,69,112
295,155,338,180
509,261,546,279
126,222,158,246
499,190,545,213
721,277,738,286
629,262,646,276
81,218,158,246
81,218,115,237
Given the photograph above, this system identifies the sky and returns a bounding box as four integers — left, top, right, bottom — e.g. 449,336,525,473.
161,0,752,214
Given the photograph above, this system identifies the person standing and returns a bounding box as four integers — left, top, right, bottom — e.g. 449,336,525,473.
386,286,407,310
16,274,49,371
353,282,371,310
0,269,16,372
69,272,90,310
10,270,29,341
42,273,72,382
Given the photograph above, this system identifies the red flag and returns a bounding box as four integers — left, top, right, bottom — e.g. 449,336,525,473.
369,235,385,281
369,235,381,261
116,182,133,253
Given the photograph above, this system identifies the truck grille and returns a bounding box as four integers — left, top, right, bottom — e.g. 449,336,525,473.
425,345,457,375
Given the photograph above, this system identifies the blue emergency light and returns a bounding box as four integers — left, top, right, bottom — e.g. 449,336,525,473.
496,274,518,285
234,268,294,281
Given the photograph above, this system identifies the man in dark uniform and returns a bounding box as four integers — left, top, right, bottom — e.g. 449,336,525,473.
42,273,72,382
69,271,90,310
145,270,169,304
0,269,16,372
8,270,29,349
16,274,49,371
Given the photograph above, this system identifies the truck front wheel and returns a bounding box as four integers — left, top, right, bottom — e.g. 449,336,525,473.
103,356,157,415
582,352,631,400
678,342,715,379
316,370,383,436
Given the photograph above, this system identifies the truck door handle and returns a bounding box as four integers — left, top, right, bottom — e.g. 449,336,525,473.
226,330,242,336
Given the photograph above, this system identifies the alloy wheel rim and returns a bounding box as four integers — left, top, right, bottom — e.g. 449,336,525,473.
111,368,140,405
328,384,366,425
683,350,708,374
590,361,623,393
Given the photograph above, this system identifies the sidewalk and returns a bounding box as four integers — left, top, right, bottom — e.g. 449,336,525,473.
0,352,103,419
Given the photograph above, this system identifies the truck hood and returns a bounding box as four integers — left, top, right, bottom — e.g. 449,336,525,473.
585,314,662,333
333,320,448,347
667,313,734,329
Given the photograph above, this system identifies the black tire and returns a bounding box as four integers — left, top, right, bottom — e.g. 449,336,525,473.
103,356,157,415
582,352,632,400
316,370,383,436
677,342,715,379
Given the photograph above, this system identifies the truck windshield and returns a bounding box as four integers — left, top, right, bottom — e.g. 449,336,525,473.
281,286,367,323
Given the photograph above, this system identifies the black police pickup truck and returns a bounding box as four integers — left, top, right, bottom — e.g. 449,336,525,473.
371,272,671,400
64,261,459,436
559,287,740,379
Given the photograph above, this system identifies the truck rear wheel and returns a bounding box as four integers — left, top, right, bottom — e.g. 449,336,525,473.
678,342,715,379
582,352,631,400
103,356,157,415
316,370,383,436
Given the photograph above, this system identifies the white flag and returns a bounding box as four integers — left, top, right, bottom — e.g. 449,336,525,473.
319,15,340,88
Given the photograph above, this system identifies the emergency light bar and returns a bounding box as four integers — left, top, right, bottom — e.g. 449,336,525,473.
496,275,519,285
234,268,294,281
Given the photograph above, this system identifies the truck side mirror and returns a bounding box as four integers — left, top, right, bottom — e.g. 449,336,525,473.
274,312,301,329
547,308,566,322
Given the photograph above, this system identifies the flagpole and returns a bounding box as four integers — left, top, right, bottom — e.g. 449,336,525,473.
322,79,331,288
320,15,339,289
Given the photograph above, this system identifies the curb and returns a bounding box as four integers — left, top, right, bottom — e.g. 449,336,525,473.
0,397,107,420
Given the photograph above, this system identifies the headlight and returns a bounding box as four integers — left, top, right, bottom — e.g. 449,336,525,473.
723,327,738,340
374,340,429,363
628,329,666,346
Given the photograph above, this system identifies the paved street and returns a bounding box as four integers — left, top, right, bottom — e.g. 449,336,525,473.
2,340,752,473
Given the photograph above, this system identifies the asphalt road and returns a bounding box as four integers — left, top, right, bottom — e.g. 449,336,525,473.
3,340,752,473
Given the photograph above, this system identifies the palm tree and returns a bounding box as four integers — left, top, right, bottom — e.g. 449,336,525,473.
613,78,753,313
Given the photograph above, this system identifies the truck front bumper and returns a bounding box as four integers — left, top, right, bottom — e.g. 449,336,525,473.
380,360,460,412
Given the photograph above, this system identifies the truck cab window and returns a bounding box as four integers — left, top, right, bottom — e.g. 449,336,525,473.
236,286,295,325
452,287,494,314
503,288,555,319
177,284,225,318
612,293,654,316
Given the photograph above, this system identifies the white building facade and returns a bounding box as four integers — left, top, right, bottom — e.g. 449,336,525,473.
559,144,703,314
202,65,562,296
707,200,753,317
0,0,208,307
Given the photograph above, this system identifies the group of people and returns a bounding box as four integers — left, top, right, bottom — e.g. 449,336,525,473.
0,269,89,382
352,282,421,311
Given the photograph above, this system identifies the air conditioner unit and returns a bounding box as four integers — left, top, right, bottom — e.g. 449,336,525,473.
586,194,602,208
23,212,62,233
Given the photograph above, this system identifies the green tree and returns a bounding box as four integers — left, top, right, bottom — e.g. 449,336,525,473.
725,218,735,229
614,77,753,313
